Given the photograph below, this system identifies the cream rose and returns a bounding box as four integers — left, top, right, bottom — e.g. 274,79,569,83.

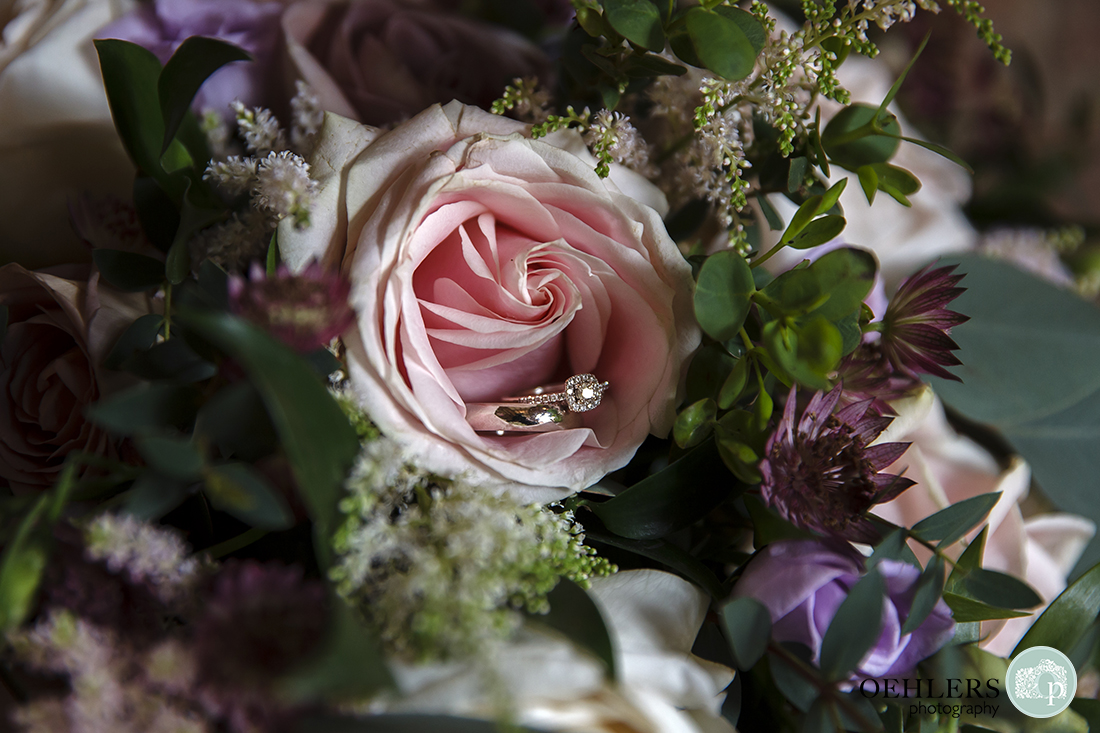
279,102,698,501
0,0,136,268
0,263,152,493
873,387,1096,656
380,570,736,733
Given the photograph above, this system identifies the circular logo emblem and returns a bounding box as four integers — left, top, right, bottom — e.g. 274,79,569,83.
1006,646,1077,718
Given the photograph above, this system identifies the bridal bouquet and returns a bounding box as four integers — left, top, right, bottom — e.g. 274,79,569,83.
3,1,1100,732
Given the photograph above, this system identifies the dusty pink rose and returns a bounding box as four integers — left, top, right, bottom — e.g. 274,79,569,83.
282,0,549,126
0,264,152,493
873,387,1096,656
278,102,698,501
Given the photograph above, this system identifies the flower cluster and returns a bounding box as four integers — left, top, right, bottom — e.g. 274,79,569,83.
331,435,616,661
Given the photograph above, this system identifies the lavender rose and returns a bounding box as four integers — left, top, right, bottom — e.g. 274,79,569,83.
0,265,152,493
283,0,550,126
99,0,286,114
733,540,955,679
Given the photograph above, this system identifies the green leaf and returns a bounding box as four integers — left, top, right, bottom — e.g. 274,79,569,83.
819,568,885,681
124,471,190,520
104,313,165,370
718,357,751,409
0,495,49,633
134,434,204,481
821,104,902,171
787,215,846,250
1070,699,1100,731
586,528,725,599
133,175,180,251
803,698,837,733
123,338,218,383
167,180,227,284
945,526,988,593
817,177,848,214
1013,560,1100,657
622,52,687,77
901,554,945,635
942,592,1031,623
779,194,823,245
856,165,879,204
787,157,809,194
674,398,716,449
961,568,1042,610
722,596,771,670
684,6,764,81
267,229,280,276
694,249,756,341
158,36,251,152
194,382,278,461
896,135,974,174
868,528,920,568
92,249,165,292
590,440,735,539
531,578,616,678
94,39,166,183
178,310,360,568
87,383,200,435
602,0,664,50
204,462,294,530
280,595,392,702
757,193,784,231
927,255,1100,573
769,643,818,712
909,492,1001,548
744,494,814,548
875,32,930,121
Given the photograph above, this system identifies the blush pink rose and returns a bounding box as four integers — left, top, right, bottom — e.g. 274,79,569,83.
0,264,152,493
282,0,549,127
872,387,1096,656
278,102,699,502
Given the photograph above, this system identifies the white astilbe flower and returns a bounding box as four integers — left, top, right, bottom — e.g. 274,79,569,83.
253,150,318,228
84,514,201,604
8,609,209,733
583,110,654,178
331,435,615,662
190,208,271,273
203,155,257,197
290,80,324,153
231,100,287,156
201,109,232,161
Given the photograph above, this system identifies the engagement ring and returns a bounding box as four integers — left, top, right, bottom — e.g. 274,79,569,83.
466,373,610,434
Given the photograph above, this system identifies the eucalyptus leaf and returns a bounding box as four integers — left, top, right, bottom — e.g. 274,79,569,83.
602,0,664,51
857,165,879,204
909,492,1001,548
179,310,360,567
530,578,616,678
803,697,835,733
694,249,756,341
769,643,817,712
1013,560,1100,657
722,596,771,670
204,462,294,530
821,104,902,171
718,357,751,409
819,568,885,681
589,440,733,540
684,6,764,81
158,36,252,151
927,256,1100,574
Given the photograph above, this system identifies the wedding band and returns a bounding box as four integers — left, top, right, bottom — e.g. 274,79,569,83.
466,373,610,434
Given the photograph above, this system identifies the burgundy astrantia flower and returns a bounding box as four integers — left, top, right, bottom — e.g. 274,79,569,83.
880,263,969,381
760,386,915,543
229,261,354,352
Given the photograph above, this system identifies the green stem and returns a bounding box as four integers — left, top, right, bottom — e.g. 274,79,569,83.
163,283,173,340
751,239,788,268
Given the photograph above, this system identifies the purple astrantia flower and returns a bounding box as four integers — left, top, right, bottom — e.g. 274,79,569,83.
760,386,914,543
733,539,955,679
99,0,285,114
880,262,969,381
229,261,354,352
